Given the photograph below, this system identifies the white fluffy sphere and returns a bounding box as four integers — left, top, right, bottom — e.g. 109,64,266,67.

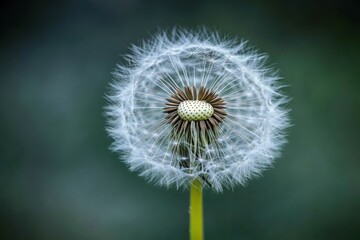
106,29,289,191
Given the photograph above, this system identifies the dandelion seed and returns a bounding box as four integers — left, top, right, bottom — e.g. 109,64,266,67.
105,29,289,192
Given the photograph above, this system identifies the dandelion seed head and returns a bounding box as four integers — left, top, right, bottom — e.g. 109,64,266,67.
177,100,214,121
106,29,290,192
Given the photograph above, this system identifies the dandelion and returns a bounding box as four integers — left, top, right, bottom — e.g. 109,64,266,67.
106,29,289,240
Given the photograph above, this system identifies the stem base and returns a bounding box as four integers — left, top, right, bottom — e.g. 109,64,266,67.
190,179,203,240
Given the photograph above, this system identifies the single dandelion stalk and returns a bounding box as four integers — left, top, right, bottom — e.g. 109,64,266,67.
106,29,289,239
190,179,203,240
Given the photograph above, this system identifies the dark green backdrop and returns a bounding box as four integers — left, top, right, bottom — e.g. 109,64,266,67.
1,0,359,239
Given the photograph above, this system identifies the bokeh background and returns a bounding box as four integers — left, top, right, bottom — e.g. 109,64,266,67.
1,0,359,239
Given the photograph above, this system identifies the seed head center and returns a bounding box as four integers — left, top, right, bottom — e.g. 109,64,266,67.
177,100,214,121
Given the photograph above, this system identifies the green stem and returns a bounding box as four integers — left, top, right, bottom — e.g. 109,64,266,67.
190,179,204,240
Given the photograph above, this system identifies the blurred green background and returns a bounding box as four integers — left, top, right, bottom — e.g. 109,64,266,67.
1,0,359,239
